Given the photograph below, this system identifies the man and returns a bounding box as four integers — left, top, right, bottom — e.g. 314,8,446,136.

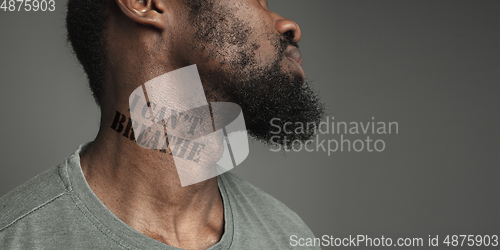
0,0,323,249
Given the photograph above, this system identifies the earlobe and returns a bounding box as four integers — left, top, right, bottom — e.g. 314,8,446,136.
115,0,167,29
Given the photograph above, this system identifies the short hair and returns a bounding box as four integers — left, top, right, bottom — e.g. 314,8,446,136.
66,0,111,107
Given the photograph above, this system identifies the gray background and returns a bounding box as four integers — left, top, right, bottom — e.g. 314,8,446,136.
0,0,498,249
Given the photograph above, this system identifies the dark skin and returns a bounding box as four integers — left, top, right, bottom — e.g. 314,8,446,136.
79,0,302,249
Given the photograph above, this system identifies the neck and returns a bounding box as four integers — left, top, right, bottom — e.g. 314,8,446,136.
80,113,224,249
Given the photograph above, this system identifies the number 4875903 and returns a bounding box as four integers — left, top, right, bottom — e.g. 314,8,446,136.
1,0,55,11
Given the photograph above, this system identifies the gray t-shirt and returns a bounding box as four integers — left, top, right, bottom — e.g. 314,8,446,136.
0,145,319,249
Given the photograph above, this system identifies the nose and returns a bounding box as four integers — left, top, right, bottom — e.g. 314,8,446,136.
274,16,302,44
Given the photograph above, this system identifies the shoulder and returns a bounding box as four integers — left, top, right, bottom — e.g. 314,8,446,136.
219,172,318,248
221,172,296,213
220,171,297,214
0,162,69,231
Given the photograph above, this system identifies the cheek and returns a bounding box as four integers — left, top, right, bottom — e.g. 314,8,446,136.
234,6,281,65
184,2,282,73
253,33,282,65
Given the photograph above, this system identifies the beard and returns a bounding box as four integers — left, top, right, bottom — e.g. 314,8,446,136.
223,62,324,149
186,0,325,149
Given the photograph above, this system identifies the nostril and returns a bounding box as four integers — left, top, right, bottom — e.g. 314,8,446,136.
275,18,302,45
283,30,299,48
284,30,294,42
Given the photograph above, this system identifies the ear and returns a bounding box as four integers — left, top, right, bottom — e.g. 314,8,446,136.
115,0,167,29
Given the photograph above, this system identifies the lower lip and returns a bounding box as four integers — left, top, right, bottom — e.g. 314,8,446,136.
287,57,306,85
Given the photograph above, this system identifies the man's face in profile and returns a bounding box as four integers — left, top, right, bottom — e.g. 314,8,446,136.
175,0,324,147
